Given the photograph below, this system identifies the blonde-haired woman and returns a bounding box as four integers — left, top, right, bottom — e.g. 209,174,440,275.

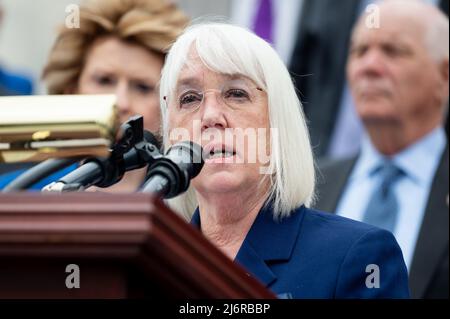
42,0,188,192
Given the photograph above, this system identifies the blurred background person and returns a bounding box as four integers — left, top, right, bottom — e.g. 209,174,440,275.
0,0,188,191
289,0,448,159
315,0,449,298
0,1,33,95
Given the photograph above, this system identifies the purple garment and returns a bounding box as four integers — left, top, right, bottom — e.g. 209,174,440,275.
253,0,273,44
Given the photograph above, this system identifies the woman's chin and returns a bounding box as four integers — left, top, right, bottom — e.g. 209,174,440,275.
195,172,243,194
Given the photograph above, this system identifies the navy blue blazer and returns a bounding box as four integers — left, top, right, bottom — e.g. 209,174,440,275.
191,204,410,298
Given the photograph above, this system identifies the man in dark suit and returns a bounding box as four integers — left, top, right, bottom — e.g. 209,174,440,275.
314,1,449,298
290,0,449,158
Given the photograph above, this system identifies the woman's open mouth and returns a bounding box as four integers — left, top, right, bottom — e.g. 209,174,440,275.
204,144,237,163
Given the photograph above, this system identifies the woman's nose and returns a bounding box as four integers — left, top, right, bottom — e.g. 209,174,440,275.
115,82,132,113
201,91,227,131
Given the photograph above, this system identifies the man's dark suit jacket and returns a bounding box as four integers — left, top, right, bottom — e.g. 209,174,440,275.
314,146,449,298
191,204,410,298
289,0,449,156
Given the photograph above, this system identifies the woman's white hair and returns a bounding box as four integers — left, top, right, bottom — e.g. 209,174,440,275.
159,22,315,220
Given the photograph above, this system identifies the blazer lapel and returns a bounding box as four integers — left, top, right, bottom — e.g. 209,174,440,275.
191,204,307,288
233,239,277,287
409,146,449,298
235,204,306,288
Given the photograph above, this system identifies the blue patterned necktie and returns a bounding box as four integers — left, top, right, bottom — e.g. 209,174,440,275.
362,161,404,233
253,0,273,44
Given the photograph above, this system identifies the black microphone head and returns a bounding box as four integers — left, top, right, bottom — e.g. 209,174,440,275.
143,141,204,198
165,141,204,180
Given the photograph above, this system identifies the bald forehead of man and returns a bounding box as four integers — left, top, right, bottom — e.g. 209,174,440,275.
355,0,449,62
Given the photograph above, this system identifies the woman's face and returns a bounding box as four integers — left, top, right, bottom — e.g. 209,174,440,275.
167,53,271,196
77,36,163,132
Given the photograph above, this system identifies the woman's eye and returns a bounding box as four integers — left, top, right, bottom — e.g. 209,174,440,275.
225,89,250,100
179,92,202,108
95,75,115,86
134,83,154,94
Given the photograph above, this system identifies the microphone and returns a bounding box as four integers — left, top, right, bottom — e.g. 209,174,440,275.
122,130,161,171
43,160,104,192
141,141,204,198
43,130,162,192
2,157,82,192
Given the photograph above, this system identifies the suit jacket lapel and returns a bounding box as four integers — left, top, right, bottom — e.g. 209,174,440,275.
409,146,449,298
439,0,449,16
315,157,357,213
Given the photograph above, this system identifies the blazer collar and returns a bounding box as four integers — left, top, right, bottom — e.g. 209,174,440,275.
190,203,306,287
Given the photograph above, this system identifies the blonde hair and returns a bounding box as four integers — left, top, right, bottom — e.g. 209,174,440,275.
160,23,316,220
43,0,188,94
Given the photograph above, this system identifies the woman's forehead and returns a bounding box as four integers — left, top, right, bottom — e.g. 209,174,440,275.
171,45,260,89
176,63,254,88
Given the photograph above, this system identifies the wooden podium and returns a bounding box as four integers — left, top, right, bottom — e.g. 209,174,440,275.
0,193,274,299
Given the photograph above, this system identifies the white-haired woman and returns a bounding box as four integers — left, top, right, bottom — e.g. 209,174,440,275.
160,23,410,298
